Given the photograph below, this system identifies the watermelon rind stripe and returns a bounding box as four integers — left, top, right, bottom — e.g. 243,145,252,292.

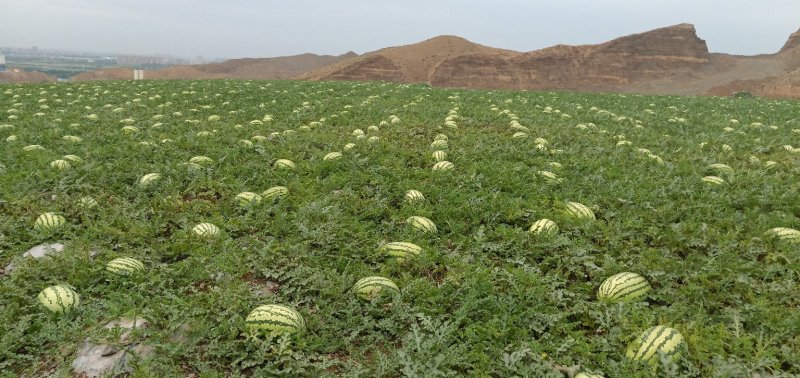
608,280,650,300
601,273,640,295
633,326,666,360
643,327,680,360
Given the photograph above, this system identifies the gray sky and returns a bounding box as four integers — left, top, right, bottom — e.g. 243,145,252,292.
0,0,798,59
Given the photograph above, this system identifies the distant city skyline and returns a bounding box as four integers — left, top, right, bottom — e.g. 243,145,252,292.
0,0,798,59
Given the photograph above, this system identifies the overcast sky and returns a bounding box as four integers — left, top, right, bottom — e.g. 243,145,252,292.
0,0,797,59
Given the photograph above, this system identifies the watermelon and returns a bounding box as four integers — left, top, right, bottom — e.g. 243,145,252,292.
192,223,220,238
323,152,343,161
765,227,800,243
262,186,289,200
352,276,400,300
565,202,595,220
34,212,66,232
404,189,425,203
380,242,422,261
235,192,262,207
598,272,651,303
273,159,296,170
38,285,80,314
106,257,145,276
701,176,726,185
529,219,558,235
626,326,685,363
432,161,454,171
246,304,305,335
406,216,437,233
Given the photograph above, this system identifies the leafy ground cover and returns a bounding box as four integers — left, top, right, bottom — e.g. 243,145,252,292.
0,80,798,377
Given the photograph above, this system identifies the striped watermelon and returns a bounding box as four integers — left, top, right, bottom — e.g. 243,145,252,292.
121,126,140,134
262,186,289,200
647,154,664,165
764,227,800,243
23,144,46,152
701,176,726,185
352,129,365,136
626,326,685,363
189,156,213,165
106,257,145,276
34,212,66,232
78,196,98,209
139,173,161,187
323,152,343,161
273,159,296,170
764,161,778,170
406,216,437,233
510,124,530,132
380,242,422,261
235,192,262,207
432,161,454,171
62,155,83,164
565,202,596,220
246,304,305,335
432,150,448,162
598,272,651,303
192,223,220,238
50,160,71,170
434,134,448,141
538,171,562,184
352,276,400,300
38,285,80,314
343,143,356,151
512,132,528,139
529,219,558,235
574,373,604,378
706,163,733,174
430,140,448,149
404,189,425,203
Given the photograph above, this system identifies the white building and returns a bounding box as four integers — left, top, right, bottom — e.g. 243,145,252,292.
0,53,6,71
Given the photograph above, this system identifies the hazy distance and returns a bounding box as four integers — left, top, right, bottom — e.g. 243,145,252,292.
0,0,798,58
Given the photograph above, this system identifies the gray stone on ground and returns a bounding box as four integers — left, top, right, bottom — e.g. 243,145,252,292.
70,317,153,377
104,317,150,344
168,323,192,344
4,243,65,273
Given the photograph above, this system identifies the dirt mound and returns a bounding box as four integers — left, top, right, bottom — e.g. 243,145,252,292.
72,52,357,82
299,35,517,83
0,70,57,83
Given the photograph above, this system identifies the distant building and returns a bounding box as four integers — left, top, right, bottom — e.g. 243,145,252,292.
117,55,165,67
0,53,5,72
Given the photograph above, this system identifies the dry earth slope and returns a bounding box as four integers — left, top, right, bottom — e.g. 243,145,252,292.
71,52,358,81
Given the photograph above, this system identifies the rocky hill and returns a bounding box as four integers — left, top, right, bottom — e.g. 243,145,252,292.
301,24,800,98
429,24,709,91
71,52,357,81
297,35,516,83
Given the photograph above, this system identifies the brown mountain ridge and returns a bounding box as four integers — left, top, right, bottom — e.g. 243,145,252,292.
72,24,800,98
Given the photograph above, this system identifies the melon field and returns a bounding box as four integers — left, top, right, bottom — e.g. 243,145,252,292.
0,80,799,377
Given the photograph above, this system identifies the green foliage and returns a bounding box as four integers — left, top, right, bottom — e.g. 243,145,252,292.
0,81,799,376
